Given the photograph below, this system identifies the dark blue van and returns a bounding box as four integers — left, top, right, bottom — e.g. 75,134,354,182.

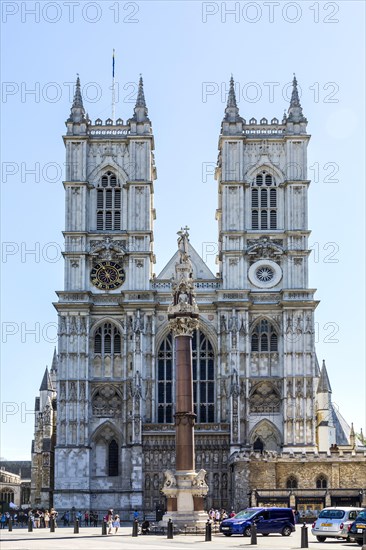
219,507,295,537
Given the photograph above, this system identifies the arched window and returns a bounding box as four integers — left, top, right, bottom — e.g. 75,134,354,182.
192,331,215,423
157,334,173,423
94,323,121,356
108,439,119,476
286,476,298,489
157,329,215,424
97,171,121,230
93,323,122,378
316,475,327,489
251,171,277,230
0,488,14,503
251,319,278,352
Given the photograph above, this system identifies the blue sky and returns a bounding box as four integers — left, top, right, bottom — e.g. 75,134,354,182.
1,1,365,458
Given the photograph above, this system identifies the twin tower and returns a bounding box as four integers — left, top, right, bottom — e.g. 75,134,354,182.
33,74,336,515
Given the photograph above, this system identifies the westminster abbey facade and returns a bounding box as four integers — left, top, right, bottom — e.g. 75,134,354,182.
31,75,366,517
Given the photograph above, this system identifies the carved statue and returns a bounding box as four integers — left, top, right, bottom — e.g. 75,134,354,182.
163,469,177,488
192,469,208,488
177,226,190,264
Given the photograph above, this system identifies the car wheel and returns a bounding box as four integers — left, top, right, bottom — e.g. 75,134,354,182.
316,536,326,542
243,526,251,537
262,533,269,536
281,526,292,536
223,533,231,537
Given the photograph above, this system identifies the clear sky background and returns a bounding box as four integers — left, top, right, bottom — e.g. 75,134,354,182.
1,1,365,459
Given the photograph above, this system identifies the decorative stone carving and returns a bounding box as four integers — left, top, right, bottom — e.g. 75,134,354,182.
250,382,281,413
92,385,122,416
247,237,284,259
89,237,127,261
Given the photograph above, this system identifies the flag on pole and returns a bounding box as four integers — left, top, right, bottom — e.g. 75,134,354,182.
112,49,115,78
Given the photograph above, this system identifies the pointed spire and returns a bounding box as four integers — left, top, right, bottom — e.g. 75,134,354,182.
317,359,332,394
39,366,54,392
227,75,237,109
136,75,147,108
223,75,241,122
350,423,356,448
73,75,84,108
131,74,149,124
67,74,86,124
50,347,57,373
287,73,307,123
221,75,244,135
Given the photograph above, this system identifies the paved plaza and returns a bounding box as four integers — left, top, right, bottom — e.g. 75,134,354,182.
0,525,363,550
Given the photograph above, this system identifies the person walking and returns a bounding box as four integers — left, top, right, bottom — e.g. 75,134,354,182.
44,510,50,528
113,514,120,534
106,509,113,534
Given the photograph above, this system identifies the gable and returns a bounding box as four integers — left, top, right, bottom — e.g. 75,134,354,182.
157,242,215,280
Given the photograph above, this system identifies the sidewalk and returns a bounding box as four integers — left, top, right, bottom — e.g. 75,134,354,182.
0,525,359,549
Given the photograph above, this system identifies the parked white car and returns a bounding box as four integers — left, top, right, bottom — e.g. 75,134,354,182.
311,507,363,542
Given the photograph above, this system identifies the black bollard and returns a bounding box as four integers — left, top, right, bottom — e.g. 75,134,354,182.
74,518,79,534
28,519,33,532
132,519,138,537
8,518,12,532
301,522,309,548
102,520,107,535
50,518,55,532
205,520,212,542
167,518,173,539
250,522,257,545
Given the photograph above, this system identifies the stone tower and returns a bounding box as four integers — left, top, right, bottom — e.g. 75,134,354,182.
53,75,157,513
30,351,57,508
217,75,320,507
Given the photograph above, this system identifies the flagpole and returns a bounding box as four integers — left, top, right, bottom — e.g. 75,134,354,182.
112,49,116,124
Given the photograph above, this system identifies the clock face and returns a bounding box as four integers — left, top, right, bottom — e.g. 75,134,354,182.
90,261,125,290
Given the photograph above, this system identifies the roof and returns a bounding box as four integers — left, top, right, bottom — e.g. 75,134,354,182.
157,241,215,280
317,360,332,393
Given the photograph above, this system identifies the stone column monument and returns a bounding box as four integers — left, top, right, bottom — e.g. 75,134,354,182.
161,228,208,528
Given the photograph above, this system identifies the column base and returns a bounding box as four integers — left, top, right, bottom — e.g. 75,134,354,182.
160,510,209,530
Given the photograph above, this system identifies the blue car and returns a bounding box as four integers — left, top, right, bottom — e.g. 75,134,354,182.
219,507,295,537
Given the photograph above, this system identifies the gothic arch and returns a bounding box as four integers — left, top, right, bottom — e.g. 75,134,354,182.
90,317,124,337
90,421,122,477
88,161,129,187
155,318,218,356
90,420,122,446
250,317,279,354
245,162,284,184
249,315,280,335
249,419,282,452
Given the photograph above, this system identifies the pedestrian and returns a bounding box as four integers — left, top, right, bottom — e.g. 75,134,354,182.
0,513,6,529
106,509,113,534
229,510,236,518
34,510,41,528
44,510,50,528
92,512,98,527
113,514,120,534
215,509,220,525
84,511,89,526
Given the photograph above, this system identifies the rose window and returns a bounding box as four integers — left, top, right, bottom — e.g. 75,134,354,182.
256,266,274,282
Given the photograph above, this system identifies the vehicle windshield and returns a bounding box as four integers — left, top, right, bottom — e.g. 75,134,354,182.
233,509,258,520
318,510,345,519
356,511,366,521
